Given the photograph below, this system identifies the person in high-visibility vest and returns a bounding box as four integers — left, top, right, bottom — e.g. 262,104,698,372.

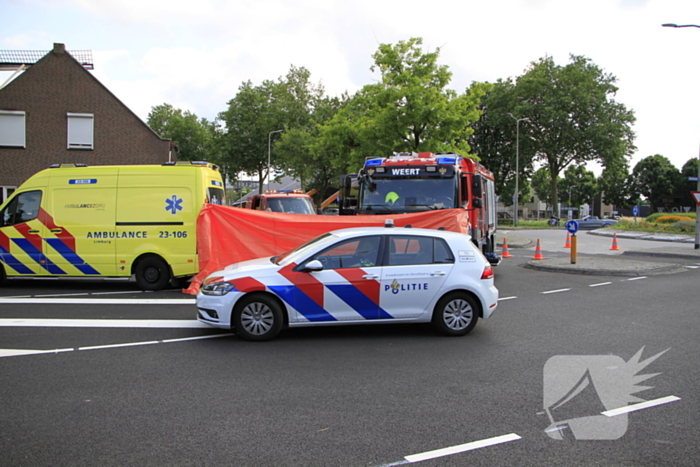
385,191,400,205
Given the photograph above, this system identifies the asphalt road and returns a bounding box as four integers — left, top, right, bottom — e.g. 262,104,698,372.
1,233,699,466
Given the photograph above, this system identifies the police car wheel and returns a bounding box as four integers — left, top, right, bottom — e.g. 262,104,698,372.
135,257,170,291
432,292,479,336
233,294,283,341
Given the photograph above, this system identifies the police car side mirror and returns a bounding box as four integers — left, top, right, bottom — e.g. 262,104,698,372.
303,260,324,272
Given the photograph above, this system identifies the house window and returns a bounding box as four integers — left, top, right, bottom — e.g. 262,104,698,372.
1,186,17,205
0,110,26,148
67,113,94,149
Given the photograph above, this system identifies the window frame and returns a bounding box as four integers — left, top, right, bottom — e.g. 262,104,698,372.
0,110,26,148
67,113,94,150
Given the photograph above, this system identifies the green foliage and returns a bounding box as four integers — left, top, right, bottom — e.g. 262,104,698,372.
474,54,636,211
645,212,695,222
629,155,681,211
218,66,325,192
147,103,218,162
560,164,598,207
316,38,487,171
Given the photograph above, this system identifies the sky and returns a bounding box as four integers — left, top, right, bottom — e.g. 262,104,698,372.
2,0,700,175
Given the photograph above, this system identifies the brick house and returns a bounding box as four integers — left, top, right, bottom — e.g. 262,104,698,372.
0,43,173,204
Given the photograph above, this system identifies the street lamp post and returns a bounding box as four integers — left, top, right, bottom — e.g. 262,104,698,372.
662,23,700,249
568,184,581,220
267,129,283,192
507,114,529,227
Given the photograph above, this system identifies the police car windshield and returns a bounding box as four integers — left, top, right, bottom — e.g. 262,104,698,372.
274,232,338,266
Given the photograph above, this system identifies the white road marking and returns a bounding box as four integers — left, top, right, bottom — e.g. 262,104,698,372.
0,319,208,328
602,395,681,417
0,334,233,358
541,288,571,295
685,265,699,269
0,298,194,305
35,293,90,297
626,277,648,281
403,433,521,463
498,296,517,301
589,282,612,287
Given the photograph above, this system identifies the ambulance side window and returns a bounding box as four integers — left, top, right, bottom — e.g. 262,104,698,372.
0,190,42,227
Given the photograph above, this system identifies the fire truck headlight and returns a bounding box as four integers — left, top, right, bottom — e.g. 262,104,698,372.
201,282,235,296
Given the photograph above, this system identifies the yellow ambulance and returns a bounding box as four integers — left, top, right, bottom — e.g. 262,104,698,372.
0,161,225,290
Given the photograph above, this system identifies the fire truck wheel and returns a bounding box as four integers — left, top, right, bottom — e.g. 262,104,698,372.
233,294,283,341
135,256,171,291
432,292,479,336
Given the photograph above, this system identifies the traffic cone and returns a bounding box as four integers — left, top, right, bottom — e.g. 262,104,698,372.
610,233,620,251
501,238,512,258
563,232,571,248
532,239,545,260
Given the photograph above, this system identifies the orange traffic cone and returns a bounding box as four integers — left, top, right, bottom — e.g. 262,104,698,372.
610,233,620,251
501,238,512,258
563,232,571,248
532,239,545,260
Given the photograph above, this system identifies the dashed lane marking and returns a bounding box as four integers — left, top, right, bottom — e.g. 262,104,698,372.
0,333,233,358
602,395,681,417
541,288,571,295
0,319,207,328
402,433,522,464
589,282,612,287
0,297,195,305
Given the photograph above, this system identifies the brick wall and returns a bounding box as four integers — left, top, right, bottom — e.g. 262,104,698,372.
0,44,172,187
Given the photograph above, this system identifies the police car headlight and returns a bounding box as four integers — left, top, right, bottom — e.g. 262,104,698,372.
201,282,235,296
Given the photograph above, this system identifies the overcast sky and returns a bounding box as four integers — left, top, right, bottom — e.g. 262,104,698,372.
2,0,700,174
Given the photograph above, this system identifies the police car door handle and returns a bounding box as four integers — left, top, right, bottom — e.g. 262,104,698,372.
362,274,379,280
430,271,446,276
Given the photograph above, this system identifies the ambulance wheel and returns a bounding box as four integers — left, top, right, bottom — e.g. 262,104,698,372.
0,264,5,286
135,256,171,291
232,294,283,341
432,292,479,336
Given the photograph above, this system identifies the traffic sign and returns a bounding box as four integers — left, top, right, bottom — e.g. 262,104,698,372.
689,177,699,182
566,220,579,234
692,191,700,206
632,205,639,217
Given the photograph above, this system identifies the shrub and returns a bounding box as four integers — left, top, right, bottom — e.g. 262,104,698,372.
672,220,696,233
646,212,695,223
656,215,691,224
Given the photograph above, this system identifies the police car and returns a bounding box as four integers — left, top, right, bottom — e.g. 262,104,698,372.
196,225,498,341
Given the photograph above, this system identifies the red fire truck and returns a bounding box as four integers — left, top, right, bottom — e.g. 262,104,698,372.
338,152,500,264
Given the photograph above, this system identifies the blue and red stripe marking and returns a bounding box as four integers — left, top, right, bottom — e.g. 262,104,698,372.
0,208,99,275
233,264,394,322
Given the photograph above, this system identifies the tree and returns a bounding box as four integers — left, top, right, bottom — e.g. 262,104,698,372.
597,158,632,209
629,155,681,212
474,55,636,214
317,38,488,171
218,66,325,193
680,157,700,210
532,167,562,214
560,164,598,210
147,104,217,162
470,79,534,201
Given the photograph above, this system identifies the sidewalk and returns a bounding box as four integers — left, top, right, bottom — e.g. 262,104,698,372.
496,229,699,276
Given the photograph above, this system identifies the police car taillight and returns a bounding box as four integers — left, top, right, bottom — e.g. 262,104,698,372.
481,266,494,280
